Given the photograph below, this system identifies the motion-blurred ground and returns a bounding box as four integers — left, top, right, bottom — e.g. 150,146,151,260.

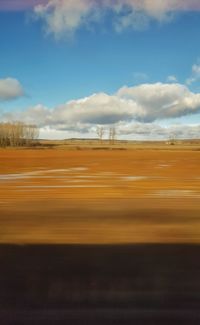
0,143,200,243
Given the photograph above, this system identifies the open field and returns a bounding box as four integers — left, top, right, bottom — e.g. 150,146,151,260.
0,144,200,244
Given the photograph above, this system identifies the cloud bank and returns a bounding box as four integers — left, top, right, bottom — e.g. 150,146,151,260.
0,78,24,101
3,82,200,139
33,0,200,38
38,123,200,140
117,122,200,139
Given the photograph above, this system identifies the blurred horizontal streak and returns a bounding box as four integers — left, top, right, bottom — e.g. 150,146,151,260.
0,198,200,244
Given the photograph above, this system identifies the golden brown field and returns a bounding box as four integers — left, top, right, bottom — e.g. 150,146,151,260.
0,144,200,244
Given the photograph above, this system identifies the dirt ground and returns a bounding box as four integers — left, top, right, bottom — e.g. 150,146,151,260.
0,147,200,244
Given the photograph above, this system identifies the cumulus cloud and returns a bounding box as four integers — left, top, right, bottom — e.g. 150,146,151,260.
33,0,200,38
4,93,141,129
0,78,24,101
117,83,200,121
3,82,200,139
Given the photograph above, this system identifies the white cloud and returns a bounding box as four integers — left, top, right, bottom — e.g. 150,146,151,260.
0,78,24,101
167,75,177,83
7,93,141,128
39,126,75,140
186,63,200,85
117,121,200,140
34,0,97,38
117,83,200,121
34,0,200,38
2,104,50,126
3,82,200,140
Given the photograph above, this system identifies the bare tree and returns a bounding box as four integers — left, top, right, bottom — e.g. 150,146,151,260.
96,126,104,144
0,122,39,147
168,132,176,145
109,127,116,145
24,124,39,145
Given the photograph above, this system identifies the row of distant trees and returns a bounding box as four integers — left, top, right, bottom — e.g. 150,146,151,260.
0,122,39,147
96,126,117,144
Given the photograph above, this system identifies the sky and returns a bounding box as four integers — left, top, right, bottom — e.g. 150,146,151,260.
1,0,200,140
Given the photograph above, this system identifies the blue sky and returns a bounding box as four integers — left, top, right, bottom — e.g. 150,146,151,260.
1,0,200,139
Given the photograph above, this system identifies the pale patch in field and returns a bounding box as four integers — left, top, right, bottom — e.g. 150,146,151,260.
0,167,89,182
152,189,199,198
154,164,171,169
0,173,30,180
120,176,147,181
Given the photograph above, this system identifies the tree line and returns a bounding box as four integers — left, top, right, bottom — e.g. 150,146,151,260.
0,122,39,147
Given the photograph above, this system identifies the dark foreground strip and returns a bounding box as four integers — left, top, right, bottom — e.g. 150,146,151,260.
1,309,200,325
0,244,199,324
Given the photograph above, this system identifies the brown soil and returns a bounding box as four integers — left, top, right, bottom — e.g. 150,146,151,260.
0,148,200,244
